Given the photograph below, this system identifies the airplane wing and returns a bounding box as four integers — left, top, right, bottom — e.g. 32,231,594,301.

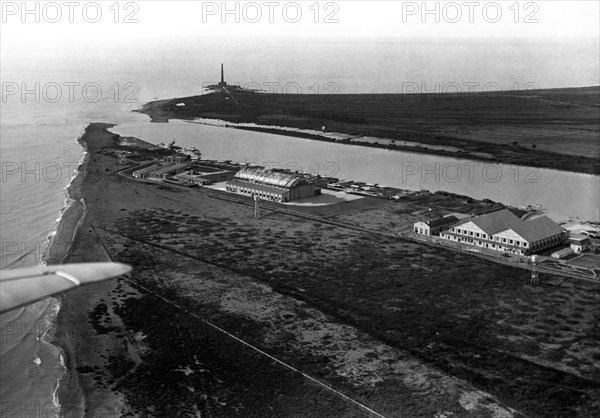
0,262,132,314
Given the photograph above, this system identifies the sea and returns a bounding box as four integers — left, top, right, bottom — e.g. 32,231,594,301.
1,38,598,417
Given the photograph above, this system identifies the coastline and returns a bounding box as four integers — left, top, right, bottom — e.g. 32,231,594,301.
136,91,600,176
45,131,89,267
45,126,91,416
43,122,600,417
42,132,89,267
49,123,129,417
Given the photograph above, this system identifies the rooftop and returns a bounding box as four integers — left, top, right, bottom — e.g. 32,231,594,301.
425,215,459,228
468,209,522,234
570,236,592,244
504,216,565,243
455,209,565,243
234,167,310,189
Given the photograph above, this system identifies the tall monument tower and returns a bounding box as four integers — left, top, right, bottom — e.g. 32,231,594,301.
219,63,226,87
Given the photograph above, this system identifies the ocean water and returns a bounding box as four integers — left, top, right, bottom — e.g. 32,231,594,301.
1,38,598,416
0,72,152,417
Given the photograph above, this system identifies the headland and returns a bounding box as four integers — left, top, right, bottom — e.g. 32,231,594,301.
139,86,600,175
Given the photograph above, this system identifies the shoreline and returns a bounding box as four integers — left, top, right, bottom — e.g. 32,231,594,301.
48,124,125,417
0,126,90,418
45,127,92,416
186,118,600,179
44,122,600,417
44,129,89,267
136,90,600,176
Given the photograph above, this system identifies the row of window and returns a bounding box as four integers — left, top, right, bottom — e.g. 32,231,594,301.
227,186,288,202
449,227,529,247
443,231,565,253
441,235,526,255
529,235,563,250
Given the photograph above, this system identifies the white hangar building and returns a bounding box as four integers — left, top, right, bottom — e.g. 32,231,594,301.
440,209,567,255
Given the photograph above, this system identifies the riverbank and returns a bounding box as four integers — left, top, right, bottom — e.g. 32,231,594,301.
51,123,599,417
137,87,600,175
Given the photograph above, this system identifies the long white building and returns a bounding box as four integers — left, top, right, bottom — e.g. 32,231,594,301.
439,209,567,255
226,167,320,202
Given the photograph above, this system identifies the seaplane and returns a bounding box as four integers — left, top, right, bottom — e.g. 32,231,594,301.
167,139,182,152
0,262,131,314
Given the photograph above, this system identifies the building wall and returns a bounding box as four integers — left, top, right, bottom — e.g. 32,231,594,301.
154,163,192,178
288,183,316,201
441,222,566,255
226,175,316,202
133,164,162,178
453,221,488,239
177,176,210,185
552,248,574,259
569,238,591,253
441,230,527,255
414,217,459,236
226,182,288,202
165,155,189,163
198,171,235,183
441,221,524,254
492,229,530,250
414,221,431,235
528,233,566,253
431,223,455,236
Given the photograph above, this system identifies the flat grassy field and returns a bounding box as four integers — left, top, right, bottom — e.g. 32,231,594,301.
108,193,600,417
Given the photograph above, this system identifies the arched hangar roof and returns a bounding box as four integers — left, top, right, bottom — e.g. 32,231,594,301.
234,167,305,188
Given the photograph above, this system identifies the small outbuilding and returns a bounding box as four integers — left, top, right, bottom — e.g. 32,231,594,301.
551,247,574,259
570,236,592,253
414,215,459,236
164,154,191,164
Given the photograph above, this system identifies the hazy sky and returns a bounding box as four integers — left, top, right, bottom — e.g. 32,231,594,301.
2,1,598,50
1,1,599,92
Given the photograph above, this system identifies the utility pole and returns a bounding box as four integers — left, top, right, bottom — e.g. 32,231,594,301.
254,195,260,218
530,255,540,284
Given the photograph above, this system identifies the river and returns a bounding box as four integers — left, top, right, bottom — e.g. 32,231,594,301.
110,118,599,223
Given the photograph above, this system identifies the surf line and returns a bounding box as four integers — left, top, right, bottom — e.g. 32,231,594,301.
90,224,389,418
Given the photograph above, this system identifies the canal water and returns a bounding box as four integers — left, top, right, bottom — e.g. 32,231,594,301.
110,119,599,223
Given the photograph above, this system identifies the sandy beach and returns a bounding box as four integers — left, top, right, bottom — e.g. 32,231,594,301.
48,123,600,417
48,124,135,416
